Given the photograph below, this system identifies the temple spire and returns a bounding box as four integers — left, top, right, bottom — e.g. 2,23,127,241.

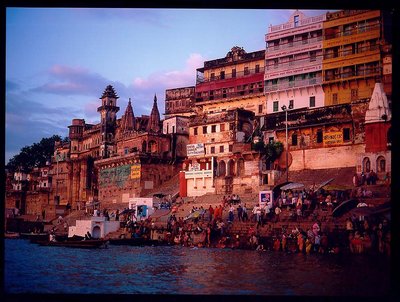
121,98,136,132
147,94,161,133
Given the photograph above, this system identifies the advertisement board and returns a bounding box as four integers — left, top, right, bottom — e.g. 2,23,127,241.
259,190,273,207
186,143,205,156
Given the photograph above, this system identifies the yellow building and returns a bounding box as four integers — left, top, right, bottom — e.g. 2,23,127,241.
322,10,383,105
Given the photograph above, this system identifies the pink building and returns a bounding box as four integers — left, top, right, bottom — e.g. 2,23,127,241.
264,11,326,113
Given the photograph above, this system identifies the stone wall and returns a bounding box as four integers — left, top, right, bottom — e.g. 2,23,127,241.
290,144,365,170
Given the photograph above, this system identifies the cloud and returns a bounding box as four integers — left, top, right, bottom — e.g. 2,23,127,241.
130,53,204,115
32,64,110,96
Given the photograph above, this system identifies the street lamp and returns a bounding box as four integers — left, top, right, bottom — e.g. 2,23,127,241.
281,104,293,182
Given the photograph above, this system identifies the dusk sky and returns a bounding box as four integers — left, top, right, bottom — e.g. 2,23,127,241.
6,8,330,163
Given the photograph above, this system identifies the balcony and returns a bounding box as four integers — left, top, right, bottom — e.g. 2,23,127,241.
195,86,264,103
265,77,322,92
323,68,381,83
268,14,326,33
196,66,265,85
266,56,322,72
267,36,323,52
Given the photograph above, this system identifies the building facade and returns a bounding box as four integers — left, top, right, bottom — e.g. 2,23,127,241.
264,11,326,114
322,10,385,106
164,86,196,118
195,46,266,117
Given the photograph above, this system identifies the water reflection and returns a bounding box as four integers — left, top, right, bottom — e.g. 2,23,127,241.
4,239,390,295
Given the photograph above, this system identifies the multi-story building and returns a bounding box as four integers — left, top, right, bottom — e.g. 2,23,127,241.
164,86,196,118
322,10,385,105
264,11,326,114
195,46,266,117
180,108,265,196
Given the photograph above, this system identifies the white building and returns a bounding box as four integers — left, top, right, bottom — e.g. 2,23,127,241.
265,10,326,113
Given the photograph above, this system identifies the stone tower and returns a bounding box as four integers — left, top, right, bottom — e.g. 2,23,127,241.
147,94,161,133
97,85,120,158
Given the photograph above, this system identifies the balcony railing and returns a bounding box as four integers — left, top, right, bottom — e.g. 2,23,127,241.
265,77,322,92
266,57,322,72
323,44,379,60
324,23,380,40
196,67,265,85
195,87,264,103
324,68,381,82
267,36,323,52
268,14,326,33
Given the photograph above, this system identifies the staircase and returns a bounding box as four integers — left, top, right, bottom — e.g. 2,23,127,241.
143,173,180,198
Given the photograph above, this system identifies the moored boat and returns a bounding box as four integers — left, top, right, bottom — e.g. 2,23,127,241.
20,232,49,241
4,232,20,239
108,237,169,246
34,239,109,249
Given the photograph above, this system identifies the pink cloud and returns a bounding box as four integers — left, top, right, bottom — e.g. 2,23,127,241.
132,53,204,90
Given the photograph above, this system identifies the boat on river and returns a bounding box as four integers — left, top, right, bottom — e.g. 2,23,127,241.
19,232,49,241
34,239,109,249
108,237,169,246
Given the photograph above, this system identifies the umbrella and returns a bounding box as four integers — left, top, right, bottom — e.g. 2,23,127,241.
313,178,334,192
323,184,352,191
332,199,358,217
184,209,205,221
153,193,167,198
349,206,373,217
280,182,305,191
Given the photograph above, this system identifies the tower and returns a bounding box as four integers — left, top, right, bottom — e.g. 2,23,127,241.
97,85,120,158
147,94,161,133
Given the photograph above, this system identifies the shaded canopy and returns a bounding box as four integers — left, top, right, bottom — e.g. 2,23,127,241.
280,182,305,191
332,199,358,217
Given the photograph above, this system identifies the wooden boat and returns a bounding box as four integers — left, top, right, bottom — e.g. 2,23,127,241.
35,239,109,249
108,237,169,246
20,232,49,241
4,232,20,239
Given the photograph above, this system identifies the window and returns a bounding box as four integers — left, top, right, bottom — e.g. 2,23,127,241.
244,67,249,75
124,148,129,155
258,104,263,114
351,89,358,100
220,123,225,131
229,145,233,152
274,59,278,68
210,73,215,80
220,71,225,80
211,125,217,133
317,129,323,143
255,64,260,73
210,146,215,154
273,101,279,112
310,51,316,62
332,93,338,105
309,96,316,107
294,15,299,27
194,127,198,135
292,134,298,146
219,146,224,153
343,128,351,141
232,69,236,78
203,126,207,134
289,100,294,108
269,137,274,143
229,123,235,130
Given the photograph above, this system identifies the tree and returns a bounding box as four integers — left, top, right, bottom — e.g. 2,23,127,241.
6,135,65,171
252,140,284,168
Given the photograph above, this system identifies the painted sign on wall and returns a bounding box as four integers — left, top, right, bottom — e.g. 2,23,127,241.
130,163,141,179
99,165,131,188
324,131,343,145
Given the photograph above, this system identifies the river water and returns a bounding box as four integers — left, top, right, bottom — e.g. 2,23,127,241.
4,239,392,296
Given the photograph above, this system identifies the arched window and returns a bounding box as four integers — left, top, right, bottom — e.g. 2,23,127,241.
148,140,157,153
219,160,226,177
142,141,147,152
237,158,245,177
363,157,371,172
227,159,235,177
377,156,386,173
